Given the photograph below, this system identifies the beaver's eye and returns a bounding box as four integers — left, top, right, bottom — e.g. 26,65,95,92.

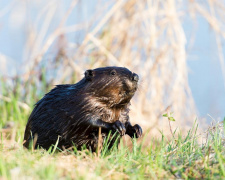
110,70,116,76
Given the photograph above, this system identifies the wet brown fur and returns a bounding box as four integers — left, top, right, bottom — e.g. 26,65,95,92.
23,66,142,151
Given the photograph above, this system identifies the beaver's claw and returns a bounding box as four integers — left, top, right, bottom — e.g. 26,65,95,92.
111,120,126,136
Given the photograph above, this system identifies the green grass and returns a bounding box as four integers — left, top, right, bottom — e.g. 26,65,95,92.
0,80,225,179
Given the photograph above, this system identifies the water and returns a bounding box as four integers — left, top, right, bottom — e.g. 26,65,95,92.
184,15,225,119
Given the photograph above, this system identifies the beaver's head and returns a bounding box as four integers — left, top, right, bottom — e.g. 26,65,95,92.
84,66,139,108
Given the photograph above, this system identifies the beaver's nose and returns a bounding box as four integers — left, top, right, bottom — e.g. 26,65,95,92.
132,73,139,82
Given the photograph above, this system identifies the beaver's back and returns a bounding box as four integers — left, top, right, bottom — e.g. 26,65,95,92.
24,82,91,149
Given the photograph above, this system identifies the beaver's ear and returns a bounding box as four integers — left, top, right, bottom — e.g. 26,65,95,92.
85,69,94,81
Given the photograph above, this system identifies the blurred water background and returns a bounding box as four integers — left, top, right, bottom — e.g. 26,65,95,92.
0,0,224,128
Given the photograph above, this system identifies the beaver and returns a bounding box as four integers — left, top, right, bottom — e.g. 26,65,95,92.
23,66,142,151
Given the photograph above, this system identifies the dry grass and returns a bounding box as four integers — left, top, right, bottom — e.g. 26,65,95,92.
1,0,225,135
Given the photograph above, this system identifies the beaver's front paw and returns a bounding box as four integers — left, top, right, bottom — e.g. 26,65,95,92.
132,124,142,138
111,120,126,136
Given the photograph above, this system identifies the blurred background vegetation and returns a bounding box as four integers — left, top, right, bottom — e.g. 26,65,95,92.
0,0,225,135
